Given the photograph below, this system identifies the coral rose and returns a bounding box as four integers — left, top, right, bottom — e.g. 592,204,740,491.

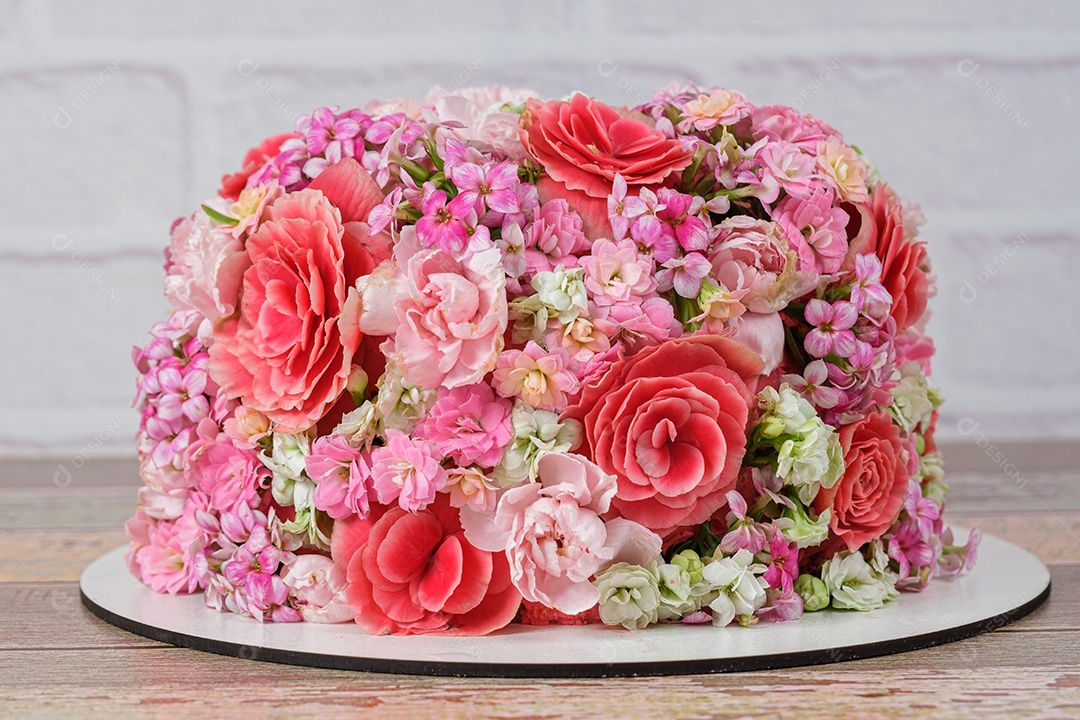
563,335,764,538
209,159,382,433
330,495,522,636
847,183,928,333
813,411,909,552
521,94,692,239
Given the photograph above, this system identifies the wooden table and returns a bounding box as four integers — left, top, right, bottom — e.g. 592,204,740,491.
1,450,1078,719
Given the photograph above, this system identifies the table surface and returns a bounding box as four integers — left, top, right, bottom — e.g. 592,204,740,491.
1,459,1078,719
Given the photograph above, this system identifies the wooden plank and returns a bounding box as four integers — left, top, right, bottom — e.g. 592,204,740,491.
0,530,127,582
945,512,1080,565
0,649,1077,719
0,485,135,530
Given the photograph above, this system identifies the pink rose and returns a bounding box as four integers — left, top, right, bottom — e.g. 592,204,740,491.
564,336,764,538
461,452,662,614
813,412,909,552
209,159,382,433
332,495,522,636
521,95,692,239
360,230,507,390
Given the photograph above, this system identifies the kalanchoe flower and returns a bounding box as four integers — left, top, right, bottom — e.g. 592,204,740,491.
607,174,648,241
656,252,712,298
938,526,982,577
794,573,830,611
850,253,892,321
702,548,769,627
581,239,657,307
415,182,475,253
655,188,710,252
492,342,579,413
784,360,846,410
305,435,374,520
720,490,767,555
774,185,848,274
821,550,894,611
760,525,800,594
595,562,663,630
804,299,859,358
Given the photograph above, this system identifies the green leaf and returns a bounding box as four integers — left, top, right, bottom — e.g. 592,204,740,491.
202,204,239,226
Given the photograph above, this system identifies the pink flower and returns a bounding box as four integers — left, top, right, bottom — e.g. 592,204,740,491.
592,298,680,354
757,140,816,198
448,160,522,216
580,238,657,307
563,335,763,538
655,188,710,252
461,452,661,614
163,207,247,326
607,174,647,241
678,88,751,132
280,554,355,623
657,252,712,298
445,466,500,512
209,160,382,433
784,359,845,409
415,182,475,254
370,429,448,512
415,383,513,468
804,299,859,358
816,137,868,203
219,132,299,200
523,199,589,276
334,496,522,636
710,217,820,314
361,233,507,390
132,511,203,594
189,434,268,515
493,342,579,412
850,253,893,321
751,105,835,151
774,186,849,274
306,435,374,519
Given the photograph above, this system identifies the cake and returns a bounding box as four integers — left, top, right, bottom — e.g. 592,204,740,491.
125,83,978,635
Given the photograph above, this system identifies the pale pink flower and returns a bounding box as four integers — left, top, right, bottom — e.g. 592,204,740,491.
607,174,648,241
280,554,354,623
850,253,893,321
424,85,536,160
629,188,679,263
415,383,513,468
774,186,849,274
445,466,500,512
751,105,836,151
133,514,202,594
784,359,845,409
493,342,579,412
449,160,521,216
163,206,247,325
461,452,661,614
369,429,448,512
360,232,507,390
678,88,751,132
593,298,680,353
816,137,868,203
545,312,611,364
758,140,816,197
804,299,859,358
657,252,712,298
306,435,374,519
523,199,589,276
190,434,268,515
580,238,657,307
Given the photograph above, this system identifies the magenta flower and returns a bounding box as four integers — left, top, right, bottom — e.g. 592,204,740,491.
369,429,448,512
415,183,475,254
774,185,848,274
655,188,710,252
850,253,893,321
804,299,858,358
761,526,799,593
243,573,302,623
449,160,521,215
656,251,712,298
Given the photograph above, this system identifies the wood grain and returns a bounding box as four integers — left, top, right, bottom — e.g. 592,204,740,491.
1,461,1078,719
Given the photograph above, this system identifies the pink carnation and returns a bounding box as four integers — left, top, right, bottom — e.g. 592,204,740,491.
306,435,374,519
370,429,448,512
415,383,513,468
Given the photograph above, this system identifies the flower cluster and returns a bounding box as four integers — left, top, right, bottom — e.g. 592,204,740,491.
127,82,976,635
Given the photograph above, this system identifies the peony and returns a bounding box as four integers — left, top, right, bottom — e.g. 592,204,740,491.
332,495,522,636
209,159,383,433
521,94,692,239
813,412,909,552
360,230,507,390
564,336,763,537
846,183,929,333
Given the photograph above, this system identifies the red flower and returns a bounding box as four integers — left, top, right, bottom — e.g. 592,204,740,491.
330,495,521,636
219,132,298,201
813,412,909,551
521,95,691,239
563,336,763,538
847,183,928,333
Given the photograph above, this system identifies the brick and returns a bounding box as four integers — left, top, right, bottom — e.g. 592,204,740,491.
0,68,188,253
0,255,165,452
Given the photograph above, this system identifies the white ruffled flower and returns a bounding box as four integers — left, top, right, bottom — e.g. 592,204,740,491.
761,384,844,504
758,384,817,439
595,562,662,630
333,401,378,450
822,550,895,611
889,364,936,434
262,432,311,505
701,549,768,627
493,402,582,486
375,362,437,434
531,266,587,323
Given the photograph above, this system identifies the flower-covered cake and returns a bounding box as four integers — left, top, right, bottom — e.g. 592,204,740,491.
126,83,979,635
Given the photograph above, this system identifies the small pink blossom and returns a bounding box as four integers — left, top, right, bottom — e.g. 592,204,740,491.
580,238,657,307
415,182,475,254
523,199,589,276
655,188,710,252
306,435,374,519
607,174,648,241
804,299,859,358
593,298,680,353
280,554,354,623
415,383,513,468
445,466,500,512
758,140,816,198
657,252,712,298
493,342,579,412
774,186,849,274
369,429,448,512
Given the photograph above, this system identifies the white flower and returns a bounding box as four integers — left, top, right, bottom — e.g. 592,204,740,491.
595,562,662,630
776,420,844,504
701,549,768,627
333,401,378,450
263,432,311,506
375,362,437,434
758,384,817,439
867,539,900,603
889,364,936,434
493,402,582,486
531,266,588,323
821,550,894,611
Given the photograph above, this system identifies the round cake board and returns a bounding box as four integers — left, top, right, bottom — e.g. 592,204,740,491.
80,529,1048,678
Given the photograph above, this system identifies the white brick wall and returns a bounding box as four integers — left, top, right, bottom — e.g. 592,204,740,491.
1,0,1078,460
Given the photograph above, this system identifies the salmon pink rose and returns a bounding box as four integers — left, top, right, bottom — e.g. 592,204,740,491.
846,183,928,333
521,94,692,239
813,411,909,552
210,159,383,433
332,495,521,636
564,336,764,538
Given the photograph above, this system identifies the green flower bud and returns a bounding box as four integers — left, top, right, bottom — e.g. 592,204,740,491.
794,574,830,612
670,549,706,586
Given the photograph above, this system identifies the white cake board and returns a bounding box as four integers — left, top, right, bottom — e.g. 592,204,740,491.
80,530,1048,678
